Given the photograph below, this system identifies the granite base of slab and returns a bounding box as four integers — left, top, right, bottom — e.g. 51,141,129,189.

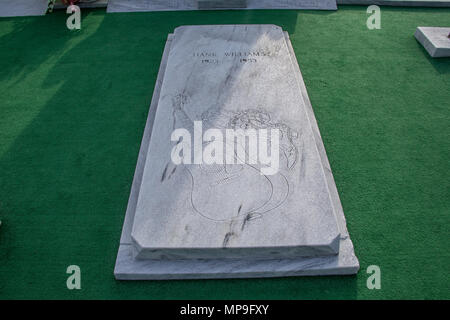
0,0,48,17
107,0,337,12
337,0,450,7
414,27,450,58
115,238,359,280
113,29,359,280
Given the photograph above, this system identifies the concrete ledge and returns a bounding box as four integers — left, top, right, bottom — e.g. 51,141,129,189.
0,0,48,17
53,0,108,10
415,27,450,58
107,0,337,13
337,0,450,7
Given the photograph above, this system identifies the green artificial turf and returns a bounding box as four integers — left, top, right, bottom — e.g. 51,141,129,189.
0,6,449,299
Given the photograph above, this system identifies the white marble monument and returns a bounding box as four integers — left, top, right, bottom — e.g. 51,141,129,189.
114,25,359,280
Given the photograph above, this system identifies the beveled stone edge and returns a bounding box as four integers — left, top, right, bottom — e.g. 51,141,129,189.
118,33,174,245
284,30,358,266
114,27,359,279
132,236,342,260
284,31,350,240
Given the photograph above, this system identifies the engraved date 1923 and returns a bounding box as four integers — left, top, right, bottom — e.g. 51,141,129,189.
240,58,257,63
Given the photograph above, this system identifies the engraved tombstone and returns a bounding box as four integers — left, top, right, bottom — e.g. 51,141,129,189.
114,25,359,279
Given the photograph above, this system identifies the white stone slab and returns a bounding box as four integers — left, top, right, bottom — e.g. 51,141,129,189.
0,0,48,17
132,25,342,260
414,27,450,58
107,0,337,12
114,29,359,279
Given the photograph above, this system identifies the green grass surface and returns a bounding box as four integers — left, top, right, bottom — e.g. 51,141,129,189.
0,7,449,299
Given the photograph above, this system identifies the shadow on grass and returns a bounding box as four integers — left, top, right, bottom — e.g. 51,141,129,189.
0,13,74,84
414,42,450,74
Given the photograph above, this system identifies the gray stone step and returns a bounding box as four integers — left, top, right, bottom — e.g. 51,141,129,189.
0,0,48,17
415,27,450,58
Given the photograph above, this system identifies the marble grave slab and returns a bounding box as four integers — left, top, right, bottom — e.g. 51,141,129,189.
114,25,359,279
